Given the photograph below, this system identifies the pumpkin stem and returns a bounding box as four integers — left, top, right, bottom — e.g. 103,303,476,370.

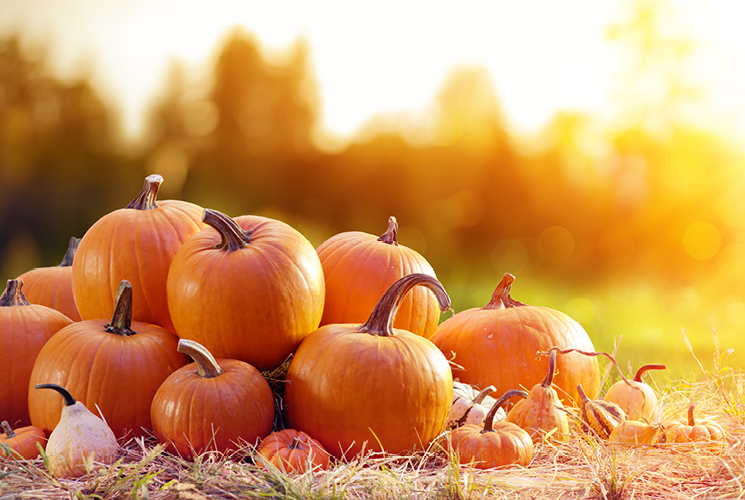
483,273,527,310
1,420,16,438
0,279,31,307
357,273,450,337
483,389,528,433
377,216,399,246
290,436,303,450
472,385,496,405
576,384,590,404
126,174,163,210
177,339,224,378
687,403,696,426
632,364,667,383
541,349,558,388
203,209,252,251
35,383,76,406
57,236,80,267
105,280,137,336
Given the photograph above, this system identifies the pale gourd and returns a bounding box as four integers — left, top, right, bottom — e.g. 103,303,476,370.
447,382,500,429
34,383,118,478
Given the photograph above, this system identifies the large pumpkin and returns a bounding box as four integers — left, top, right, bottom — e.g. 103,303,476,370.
167,209,325,371
18,236,82,321
284,273,453,459
0,279,73,428
316,216,440,338
28,281,188,438
72,174,204,332
431,273,599,406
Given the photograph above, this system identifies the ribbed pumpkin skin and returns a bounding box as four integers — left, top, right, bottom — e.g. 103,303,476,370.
257,429,331,472
0,421,46,460
27,319,188,438
72,182,204,332
1,281,73,428
150,358,275,458
19,267,81,322
167,214,325,371
431,275,599,406
316,218,440,338
284,325,453,459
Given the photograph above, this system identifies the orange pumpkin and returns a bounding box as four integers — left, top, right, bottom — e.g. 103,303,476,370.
167,209,325,371
18,236,82,321
0,420,46,460
72,174,204,332
662,404,726,452
449,389,533,469
150,339,275,458
28,281,188,438
431,273,599,406
0,279,73,427
257,429,331,473
284,274,453,459
604,364,666,421
316,216,440,338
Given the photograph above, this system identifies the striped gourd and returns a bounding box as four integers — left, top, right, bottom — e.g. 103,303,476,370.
575,384,626,439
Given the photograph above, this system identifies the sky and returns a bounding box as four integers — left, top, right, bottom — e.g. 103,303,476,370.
2,0,745,146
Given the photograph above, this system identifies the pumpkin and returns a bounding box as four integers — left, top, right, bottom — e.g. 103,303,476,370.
72,174,204,332
28,280,188,438
604,363,666,421
447,383,498,430
0,279,73,427
431,273,599,406
662,403,726,452
34,383,118,478
504,349,571,443
150,339,275,458
0,420,46,460
257,429,331,473
167,208,325,371
284,273,453,459
18,236,82,321
575,384,626,439
316,216,440,338
609,420,666,446
449,389,533,469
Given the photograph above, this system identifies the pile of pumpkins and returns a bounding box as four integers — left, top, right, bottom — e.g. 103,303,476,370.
0,175,728,476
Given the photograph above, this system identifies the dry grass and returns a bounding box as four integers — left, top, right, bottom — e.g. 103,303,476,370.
3,337,745,500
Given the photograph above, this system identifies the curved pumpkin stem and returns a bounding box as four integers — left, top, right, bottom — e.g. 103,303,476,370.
472,385,496,405
177,339,224,379
1,420,16,438
687,403,696,426
105,281,137,336
35,383,77,407
126,174,163,210
541,349,558,388
357,274,450,337
377,216,399,246
632,364,667,383
483,273,527,310
0,279,31,307
58,236,80,267
483,389,528,433
203,209,252,251
576,384,590,405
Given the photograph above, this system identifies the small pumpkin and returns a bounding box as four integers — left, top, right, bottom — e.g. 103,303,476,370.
609,420,666,447
167,208,325,371
662,403,726,452
28,280,188,438
34,383,118,478
431,273,599,406
449,389,533,469
284,273,453,459
604,364,666,421
18,236,82,321
447,383,498,430
0,279,73,428
575,384,626,439
504,349,570,443
316,216,440,338
150,339,275,458
257,429,331,473
0,420,46,460
72,174,205,331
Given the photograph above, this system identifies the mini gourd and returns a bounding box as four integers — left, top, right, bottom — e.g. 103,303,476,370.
1,420,46,460
604,364,666,421
257,429,331,473
447,382,498,430
609,420,666,446
575,384,626,439
662,403,726,453
34,383,118,479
